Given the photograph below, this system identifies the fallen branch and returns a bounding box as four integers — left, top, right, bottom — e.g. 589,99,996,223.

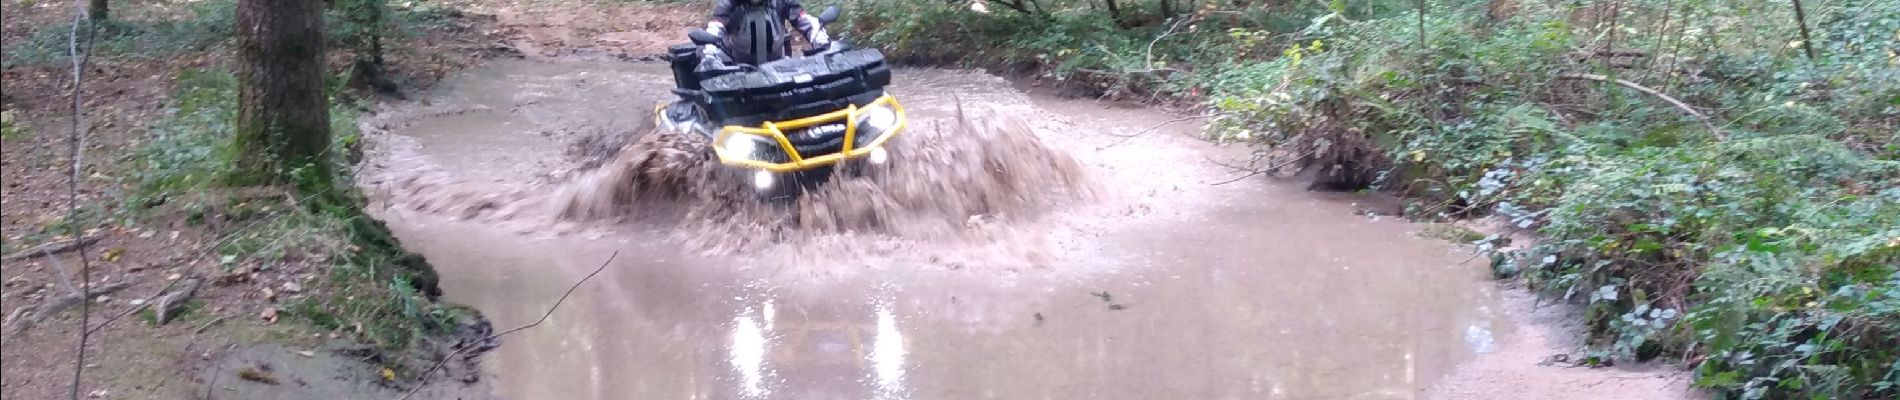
40,246,83,297
397,251,619,400
2,235,102,261
1204,154,1263,173
1209,150,1318,186
1,281,132,337
153,278,203,325
1096,114,1221,150
192,315,233,335
1557,73,1724,140
2,307,31,337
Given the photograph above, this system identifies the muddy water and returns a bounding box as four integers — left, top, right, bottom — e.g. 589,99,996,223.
366,59,1511,400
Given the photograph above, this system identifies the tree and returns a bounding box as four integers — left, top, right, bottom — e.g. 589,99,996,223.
231,0,332,189
334,0,399,94
89,0,106,21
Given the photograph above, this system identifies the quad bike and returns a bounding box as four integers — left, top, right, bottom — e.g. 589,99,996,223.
657,5,906,200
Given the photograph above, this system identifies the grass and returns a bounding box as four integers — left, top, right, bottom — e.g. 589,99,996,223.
0,110,28,140
2,2,235,67
125,68,467,353
3,0,473,68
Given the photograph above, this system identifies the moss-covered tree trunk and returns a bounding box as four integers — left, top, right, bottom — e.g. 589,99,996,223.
89,0,107,20
231,0,331,189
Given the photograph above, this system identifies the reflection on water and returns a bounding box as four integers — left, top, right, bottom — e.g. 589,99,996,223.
730,304,773,399
1466,322,1497,354
870,304,908,400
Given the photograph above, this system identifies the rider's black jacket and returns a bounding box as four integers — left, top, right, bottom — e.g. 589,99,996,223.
708,0,812,29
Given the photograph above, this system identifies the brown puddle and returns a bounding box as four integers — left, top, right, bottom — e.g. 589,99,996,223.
363,59,1510,400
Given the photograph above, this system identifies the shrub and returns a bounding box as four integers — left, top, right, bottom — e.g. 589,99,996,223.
1202,0,1899,397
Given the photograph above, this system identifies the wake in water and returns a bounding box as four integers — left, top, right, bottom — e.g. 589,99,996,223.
367,103,1094,252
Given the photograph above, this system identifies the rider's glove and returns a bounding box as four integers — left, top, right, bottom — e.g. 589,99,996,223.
794,12,830,48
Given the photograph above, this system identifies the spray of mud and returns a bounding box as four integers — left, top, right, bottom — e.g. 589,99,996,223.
368,102,1093,253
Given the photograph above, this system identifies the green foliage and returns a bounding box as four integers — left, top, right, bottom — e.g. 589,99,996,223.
0,110,27,140
841,3,1899,394
125,69,462,352
3,0,236,66
1194,0,1900,398
4,0,466,67
840,0,1393,95
129,70,239,204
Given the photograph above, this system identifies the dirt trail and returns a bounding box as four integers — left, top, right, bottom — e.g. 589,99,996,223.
357,57,1697,399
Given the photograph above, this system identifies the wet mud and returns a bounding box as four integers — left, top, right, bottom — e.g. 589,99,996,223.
359,59,1684,399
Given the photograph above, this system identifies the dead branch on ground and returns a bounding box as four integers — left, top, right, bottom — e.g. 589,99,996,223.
152,278,204,325
2,281,131,337
1557,73,1724,140
397,251,620,400
1210,149,1319,186
1096,114,1221,150
2,235,103,261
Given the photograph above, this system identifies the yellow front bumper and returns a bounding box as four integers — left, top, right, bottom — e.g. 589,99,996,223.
706,94,908,173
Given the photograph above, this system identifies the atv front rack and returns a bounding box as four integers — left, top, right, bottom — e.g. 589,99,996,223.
710,94,907,172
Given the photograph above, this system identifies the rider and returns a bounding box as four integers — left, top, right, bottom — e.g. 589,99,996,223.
698,0,834,71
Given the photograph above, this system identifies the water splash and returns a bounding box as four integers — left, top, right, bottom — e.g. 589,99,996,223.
370,103,1094,255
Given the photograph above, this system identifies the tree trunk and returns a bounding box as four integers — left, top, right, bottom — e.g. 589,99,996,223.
88,0,107,20
346,0,400,94
231,0,331,189
1790,0,1818,60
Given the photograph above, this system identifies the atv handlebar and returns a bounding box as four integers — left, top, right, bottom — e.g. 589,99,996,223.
816,5,840,24
688,29,721,46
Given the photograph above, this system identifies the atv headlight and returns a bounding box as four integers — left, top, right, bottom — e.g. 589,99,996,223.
854,104,899,147
721,134,777,161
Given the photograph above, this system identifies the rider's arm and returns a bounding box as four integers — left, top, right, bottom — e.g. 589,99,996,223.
778,0,830,48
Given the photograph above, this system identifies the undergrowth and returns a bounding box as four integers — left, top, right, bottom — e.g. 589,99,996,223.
124,69,464,353
1197,0,1899,398
3,0,460,68
849,0,1898,397
840,0,1389,98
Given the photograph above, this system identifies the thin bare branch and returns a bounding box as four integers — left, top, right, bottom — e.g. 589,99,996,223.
1210,150,1317,186
65,6,101,399
1096,114,1221,150
3,235,103,261
397,251,620,400
1556,73,1724,140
